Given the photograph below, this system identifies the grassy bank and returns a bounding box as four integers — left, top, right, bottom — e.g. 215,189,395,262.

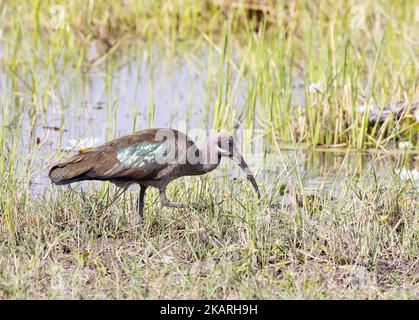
0,170,417,299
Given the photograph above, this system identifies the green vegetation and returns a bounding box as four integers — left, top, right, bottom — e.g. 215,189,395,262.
0,0,418,299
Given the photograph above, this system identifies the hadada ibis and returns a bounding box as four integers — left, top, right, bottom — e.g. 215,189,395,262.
49,128,260,220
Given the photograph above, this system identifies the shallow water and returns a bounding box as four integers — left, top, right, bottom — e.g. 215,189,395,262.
0,44,417,198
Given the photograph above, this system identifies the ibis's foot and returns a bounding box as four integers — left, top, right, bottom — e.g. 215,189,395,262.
160,199,205,211
159,187,205,211
188,203,206,211
160,199,186,208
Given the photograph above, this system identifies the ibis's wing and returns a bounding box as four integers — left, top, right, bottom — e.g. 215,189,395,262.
50,129,186,185
78,129,160,153
85,140,177,181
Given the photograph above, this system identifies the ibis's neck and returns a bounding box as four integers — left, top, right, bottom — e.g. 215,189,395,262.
197,140,221,174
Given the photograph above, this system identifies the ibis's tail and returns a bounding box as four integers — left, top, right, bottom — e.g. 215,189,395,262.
49,152,99,185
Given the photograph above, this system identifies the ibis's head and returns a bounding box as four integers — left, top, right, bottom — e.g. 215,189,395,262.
211,131,261,199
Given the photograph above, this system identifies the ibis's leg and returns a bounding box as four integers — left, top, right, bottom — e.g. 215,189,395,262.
159,187,204,210
137,185,147,222
159,187,186,208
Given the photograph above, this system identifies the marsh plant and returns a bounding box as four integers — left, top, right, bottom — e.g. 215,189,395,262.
0,0,418,299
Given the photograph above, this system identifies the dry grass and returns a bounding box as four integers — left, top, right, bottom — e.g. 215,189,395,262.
0,172,417,299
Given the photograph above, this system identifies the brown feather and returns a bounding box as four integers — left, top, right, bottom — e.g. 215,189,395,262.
49,128,187,185
49,152,97,185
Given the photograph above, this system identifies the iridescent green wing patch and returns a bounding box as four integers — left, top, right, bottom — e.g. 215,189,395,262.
117,141,177,170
